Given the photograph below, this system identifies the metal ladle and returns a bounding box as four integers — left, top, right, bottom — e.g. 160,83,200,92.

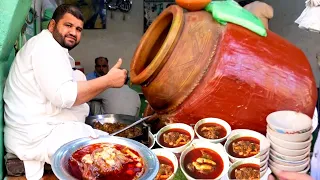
110,115,152,136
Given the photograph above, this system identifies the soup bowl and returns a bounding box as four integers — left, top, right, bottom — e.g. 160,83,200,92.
267,126,312,142
269,153,309,166
224,130,263,163
266,111,312,134
269,139,311,156
156,123,195,153
51,136,159,180
228,158,260,180
152,148,178,180
269,158,310,172
180,142,229,180
270,149,309,161
266,133,312,150
194,118,231,143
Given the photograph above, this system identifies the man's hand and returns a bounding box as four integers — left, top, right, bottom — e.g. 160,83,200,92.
105,58,127,88
268,171,314,180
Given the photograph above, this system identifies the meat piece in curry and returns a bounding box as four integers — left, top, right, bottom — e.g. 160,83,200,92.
186,150,216,175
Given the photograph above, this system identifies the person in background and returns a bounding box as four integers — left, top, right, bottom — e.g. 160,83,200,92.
88,59,141,116
238,0,274,29
86,56,109,80
3,4,127,179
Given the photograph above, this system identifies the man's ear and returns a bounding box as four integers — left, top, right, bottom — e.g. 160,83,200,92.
48,19,56,32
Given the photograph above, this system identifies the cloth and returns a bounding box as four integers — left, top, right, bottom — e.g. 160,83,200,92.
311,108,320,179
244,1,274,29
86,71,99,80
295,6,320,33
90,85,141,116
3,30,107,180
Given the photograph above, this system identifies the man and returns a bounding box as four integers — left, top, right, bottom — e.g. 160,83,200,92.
239,0,274,29
87,59,141,116
86,56,109,80
3,4,127,179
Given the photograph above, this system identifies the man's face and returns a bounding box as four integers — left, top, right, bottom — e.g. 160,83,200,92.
48,13,83,50
95,58,109,76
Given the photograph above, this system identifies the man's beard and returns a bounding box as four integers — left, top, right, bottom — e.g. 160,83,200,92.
52,26,79,50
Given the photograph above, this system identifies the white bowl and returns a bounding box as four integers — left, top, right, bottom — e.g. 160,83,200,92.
228,158,260,180
269,153,309,166
269,158,310,172
267,126,312,142
156,123,195,153
260,161,268,172
260,149,269,161
229,129,270,155
260,154,269,167
269,138,311,156
194,118,231,143
148,131,155,149
270,149,310,161
267,133,312,150
180,142,229,180
260,166,268,177
152,148,178,180
224,130,263,163
266,110,312,134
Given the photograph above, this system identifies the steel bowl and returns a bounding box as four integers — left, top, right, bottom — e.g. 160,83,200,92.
51,136,159,180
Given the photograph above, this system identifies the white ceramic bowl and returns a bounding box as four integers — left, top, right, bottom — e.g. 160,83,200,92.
267,126,312,142
180,142,229,180
152,148,179,180
270,163,311,176
194,118,231,143
269,158,310,172
156,123,195,153
229,129,270,155
260,166,268,178
148,131,155,149
228,158,260,180
266,110,312,134
260,161,268,172
269,153,309,166
260,154,269,167
224,130,263,163
269,138,311,156
267,133,312,150
270,149,310,161
260,149,269,161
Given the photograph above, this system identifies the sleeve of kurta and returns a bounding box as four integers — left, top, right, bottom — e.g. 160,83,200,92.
31,43,77,109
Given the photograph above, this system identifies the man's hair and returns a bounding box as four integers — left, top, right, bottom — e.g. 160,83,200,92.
51,4,84,23
95,57,109,64
238,0,255,7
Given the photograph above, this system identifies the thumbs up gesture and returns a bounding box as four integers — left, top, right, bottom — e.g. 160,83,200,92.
106,58,127,88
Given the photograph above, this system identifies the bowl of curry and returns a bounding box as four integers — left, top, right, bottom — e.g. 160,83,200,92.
194,118,231,143
228,158,260,180
51,136,159,180
224,130,262,163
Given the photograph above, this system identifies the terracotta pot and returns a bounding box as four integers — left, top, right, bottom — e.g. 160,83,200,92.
130,5,317,135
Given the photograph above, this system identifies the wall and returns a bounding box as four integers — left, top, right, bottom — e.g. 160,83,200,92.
69,0,144,74
265,0,320,86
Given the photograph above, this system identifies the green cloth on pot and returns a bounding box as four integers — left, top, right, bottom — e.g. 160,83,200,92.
205,0,267,37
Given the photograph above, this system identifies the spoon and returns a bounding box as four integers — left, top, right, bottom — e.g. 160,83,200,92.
110,115,152,136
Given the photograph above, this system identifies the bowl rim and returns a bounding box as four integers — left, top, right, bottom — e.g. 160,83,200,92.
194,118,232,141
179,142,229,180
51,136,159,180
269,157,310,169
266,110,312,133
155,123,195,150
269,152,309,164
152,148,179,180
269,148,309,161
267,132,313,145
269,137,312,153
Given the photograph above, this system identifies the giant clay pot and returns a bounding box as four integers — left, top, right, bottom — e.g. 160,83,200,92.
130,5,317,134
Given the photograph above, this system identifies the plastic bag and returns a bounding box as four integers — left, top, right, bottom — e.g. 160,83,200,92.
205,0,267,37
295,6,320,33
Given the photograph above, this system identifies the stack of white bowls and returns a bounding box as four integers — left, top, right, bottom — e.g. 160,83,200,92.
266,111,313,175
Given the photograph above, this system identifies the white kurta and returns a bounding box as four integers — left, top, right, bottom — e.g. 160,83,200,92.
3,30,106,180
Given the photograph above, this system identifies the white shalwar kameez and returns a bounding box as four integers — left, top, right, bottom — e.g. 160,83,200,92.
3,30,107,180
